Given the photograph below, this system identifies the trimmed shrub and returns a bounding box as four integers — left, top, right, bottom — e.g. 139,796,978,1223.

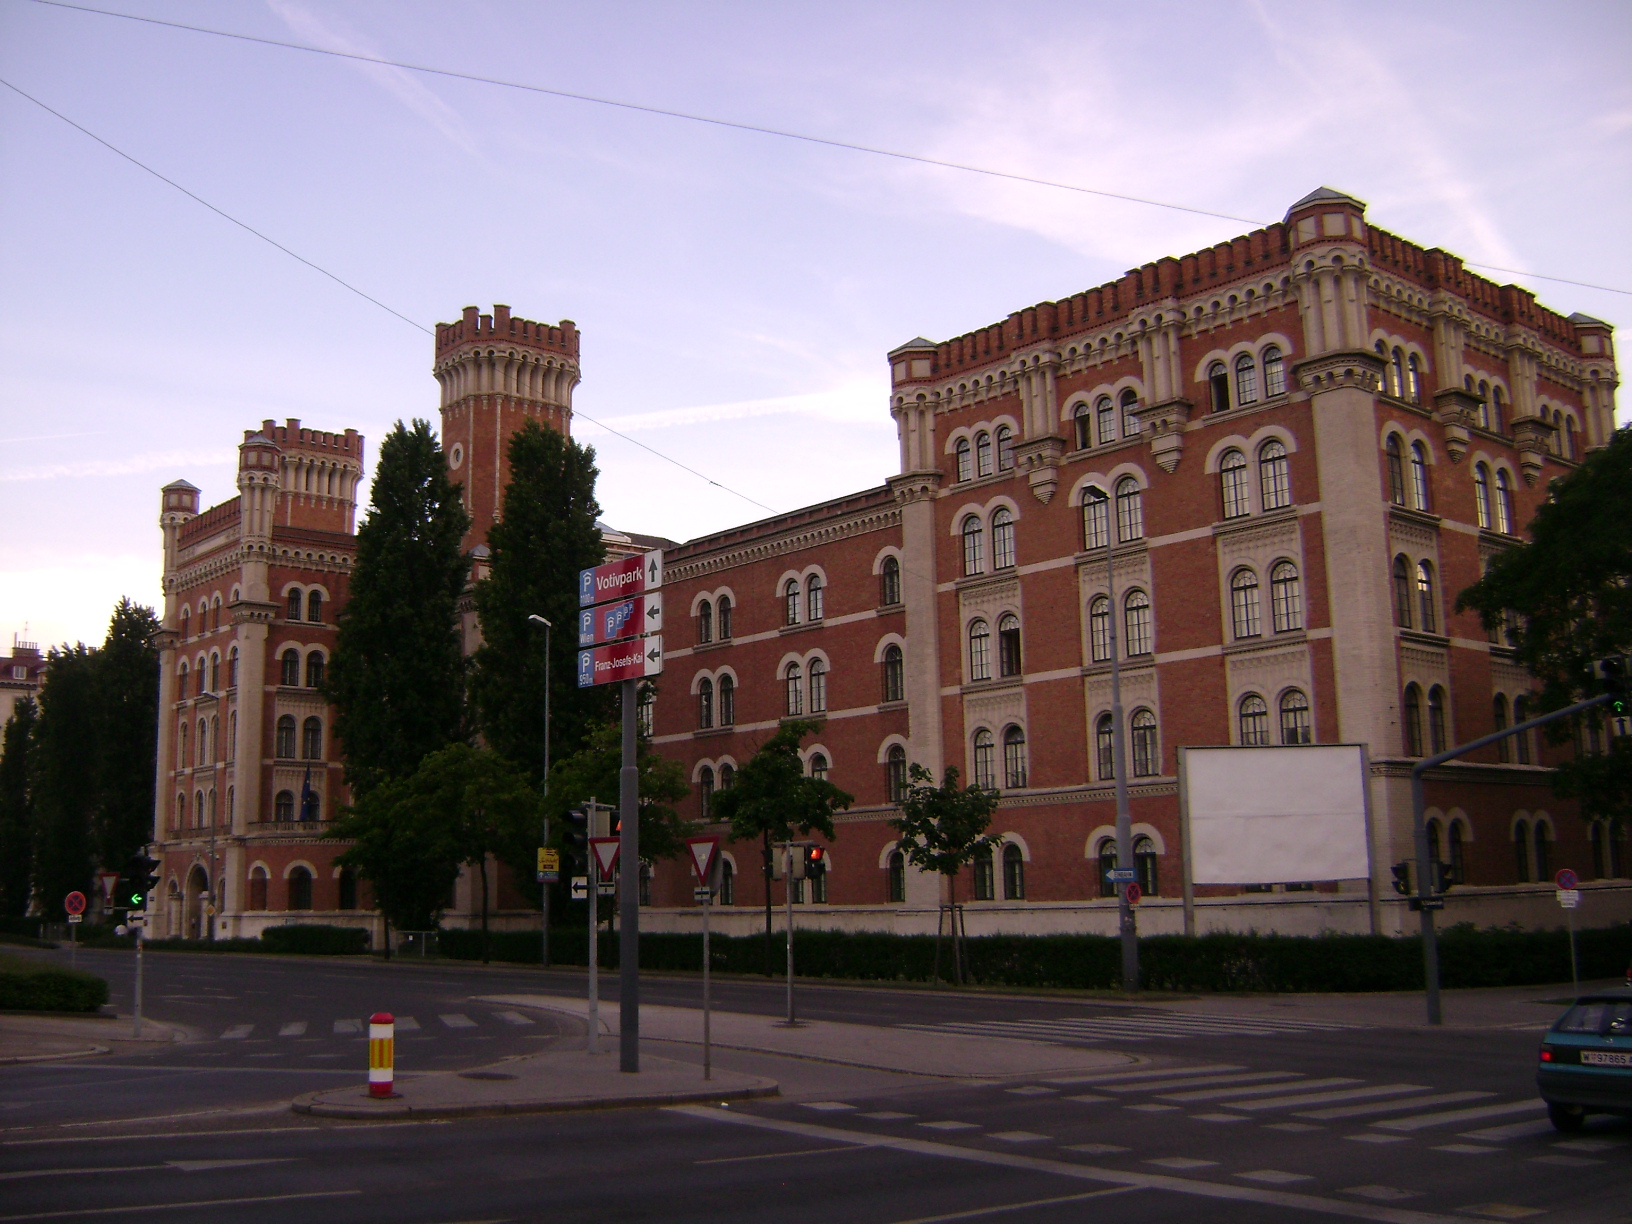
260,925,371,956
0,954,109,1012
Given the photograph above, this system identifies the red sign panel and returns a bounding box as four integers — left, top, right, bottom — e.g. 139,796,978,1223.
576,636,663,687
1125,882,1142,906
686,837,719,887
577,593,663,647
64,890,87,916
579,550,662,607
590,837,621,879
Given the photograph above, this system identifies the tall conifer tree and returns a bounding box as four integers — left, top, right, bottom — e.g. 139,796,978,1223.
93,599,159,869
29,645,100,917
472,419,611,779
327,419,471,798
0,697,38,916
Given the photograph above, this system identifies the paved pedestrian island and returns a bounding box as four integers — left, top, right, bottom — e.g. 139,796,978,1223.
292,1048,778,1119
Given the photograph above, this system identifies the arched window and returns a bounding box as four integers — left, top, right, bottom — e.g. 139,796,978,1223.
717,595,733,640
809,752,829,781
699,766,715,818
638,684,655,737
784,663,804,716
1494,695,1511,763
1406,353,1422,405
1098,839,1118,898
1385,435,1406,505
274,790,295,822
961,515,985,576
180,608,190,640
697,600,713,644
719,674,735,726
886,745,908,803
1095,713,1114,780
1473,464,1492,529
882,645,904,703
307,590,323,623
972,729,996,789
1564,417,1576,461
1403,684,1424,756
1258,440,1291,510
1393,556,1413,628
1476,386,1492,431
1426,817,1442,865
1115,477,1144,542
287,589,303,621
808,659,827,714
975,431,994,477
1239,694,1269,746
1221,449,1250,518
887,850,906,903
784,579,800,626
280,649,300,687
173,793,185,830
1533,821,1551,880
1494,469,1514,534
1124,590,1152,656
1514,819,1530,882
194,789,204,829
1073,403,1091,450
697,678,714,729
1263,345,1286,397
997,614,1022,677
338,868,357,911
301,784,320,823
227,647,238,689
1409,442,1431,511
1235,352,1259,405
306,651,325,688
195,656,207,696
288,866,313,911
248,866,268,910
955,437,972,482
1130,709,1158,776
1491,385,1506,434
991,507,1016,569
301,717,322,760
1230,568,1261,639
1513,696,1532,764
1416,561,1438,634
1088,596,1111,663
1002,726,1028,788
1096,396,1116,445
1120,388,1142,436
806,574,824,621
209,653,220,692
719,859,735,905
996,425,1015,471
178,660,189,702
198,717,209,763
1280,689,1312,745
177,719,188,769
275,715,296,759
1209,361,1230,413
1391,348,1407,400
973,844,995,901
1002,843,1026,900
1134,834,1158,896
968,619,991,681
1081,487,1109,550
1270,562,1302,633
880,557,901,606
1428,687,1447,755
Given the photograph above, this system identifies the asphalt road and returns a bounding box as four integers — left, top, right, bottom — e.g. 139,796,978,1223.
2,947,1627,1222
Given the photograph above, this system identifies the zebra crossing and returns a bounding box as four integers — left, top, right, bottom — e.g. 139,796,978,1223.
215,1009,536,1040
901,1008,1360,1044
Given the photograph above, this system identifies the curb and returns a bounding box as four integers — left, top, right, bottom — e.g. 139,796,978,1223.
291,1080,779,1120
0,1044,109,1065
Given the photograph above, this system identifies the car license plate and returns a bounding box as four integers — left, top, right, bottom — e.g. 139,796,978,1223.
1580,1050,1632,1067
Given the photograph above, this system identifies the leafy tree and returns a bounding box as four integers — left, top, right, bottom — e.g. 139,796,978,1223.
29,646,100,919
711,719,853,972
471,419,611,782
889,763,1000,984
327,419,471,798
1456,426,1632,833
328,776,462,937
0,697,38,917
92,599,159,870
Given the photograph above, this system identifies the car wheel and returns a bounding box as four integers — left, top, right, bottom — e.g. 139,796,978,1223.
1547,1103,1586,1133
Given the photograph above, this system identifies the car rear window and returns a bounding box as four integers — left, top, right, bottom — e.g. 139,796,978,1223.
1554,1001,1632,1034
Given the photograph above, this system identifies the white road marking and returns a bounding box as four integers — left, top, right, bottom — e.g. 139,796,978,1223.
695,1143,879,1165
1237,1170,1314,1184
1430,1144,1498,1155
1146,1157,1217,1169
988,1131,1049,1143
1046,1064,1241,1085
802,1102,856,1112
1345,1134,1409,1144
218,1025,251,1040
1194,1113,1251,1123
1102,1071,1302,1094
395,1017,421,1031
1162,1077,1360,1103
1460,1119,1556,1141
1373,1101,1545,1132
917,1120,980,1131
872,1185,1142,1224
332,1019,361,1034
0,1189,361,1222
1228,1084,1429,1112
439,1014,476,1029
276,1022,306,1038
167,1159,294,1172
1300,1092,1491,1120
494,1011,534,1026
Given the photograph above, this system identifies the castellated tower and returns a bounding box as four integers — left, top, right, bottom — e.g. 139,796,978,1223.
434,304,581,553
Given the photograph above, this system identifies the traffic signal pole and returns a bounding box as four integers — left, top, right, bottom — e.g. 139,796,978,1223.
618,678,640,1073
1091,489,1139,994
133,926,144,1039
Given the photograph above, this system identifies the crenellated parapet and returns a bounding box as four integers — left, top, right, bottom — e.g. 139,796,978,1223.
433,304,581,414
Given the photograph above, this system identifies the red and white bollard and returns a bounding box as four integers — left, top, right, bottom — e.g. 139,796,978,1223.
368,1012,395,1098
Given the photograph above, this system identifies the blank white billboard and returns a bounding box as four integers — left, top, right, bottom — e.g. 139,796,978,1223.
1182,745,1370,885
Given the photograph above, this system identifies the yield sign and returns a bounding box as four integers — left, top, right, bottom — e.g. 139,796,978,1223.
590,837,621,879
686,837,719,886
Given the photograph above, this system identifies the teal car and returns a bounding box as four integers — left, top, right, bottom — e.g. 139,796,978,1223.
1537,989,1632,1132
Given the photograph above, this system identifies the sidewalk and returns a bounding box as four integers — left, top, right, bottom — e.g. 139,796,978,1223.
0,1012,188,1064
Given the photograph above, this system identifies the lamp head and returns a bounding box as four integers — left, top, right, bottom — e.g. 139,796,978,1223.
528,614,552,628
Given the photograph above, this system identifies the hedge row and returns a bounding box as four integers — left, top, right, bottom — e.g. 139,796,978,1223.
437,923,1632,992
0,954,109,1012
80,924,371,956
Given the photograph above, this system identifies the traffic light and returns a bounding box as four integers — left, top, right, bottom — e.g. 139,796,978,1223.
804,846,828,879
122,852,161,910
1391,861,1412,895
1592,655,1628,716
564,809,589,863
1429,860,1458,894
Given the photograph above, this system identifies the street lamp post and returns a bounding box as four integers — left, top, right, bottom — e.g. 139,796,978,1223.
1088,488,1138,993
528,614,552,969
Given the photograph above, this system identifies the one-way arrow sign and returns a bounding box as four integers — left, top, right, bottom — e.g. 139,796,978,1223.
577,635,664,687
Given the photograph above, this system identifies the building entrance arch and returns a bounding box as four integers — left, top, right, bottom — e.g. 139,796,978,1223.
184,864,209,940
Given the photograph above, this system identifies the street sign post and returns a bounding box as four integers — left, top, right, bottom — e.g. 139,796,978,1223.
570,876,588,900
1557,874,1582,993
578,550,663,607
576,636,663,688
686,837,720,1081
577,593,663,647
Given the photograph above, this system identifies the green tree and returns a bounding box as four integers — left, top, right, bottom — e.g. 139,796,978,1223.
92,599,159,870
543,712,690,875
29,646,100,919
889,763,1000,983
711,719,853,972
0,697,38,917
1456,426,1632,833
328,776,461,937
327,419,471,798
471,419,611,782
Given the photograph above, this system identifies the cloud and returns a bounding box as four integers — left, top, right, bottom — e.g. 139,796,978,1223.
265,0,479,155
0,451,236,484
575,380,885,435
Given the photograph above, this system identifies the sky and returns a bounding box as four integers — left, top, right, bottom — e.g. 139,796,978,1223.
2,0,1628,651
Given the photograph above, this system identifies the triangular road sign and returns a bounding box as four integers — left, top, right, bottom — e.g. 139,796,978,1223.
590,837,621,879
686,837,718,885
